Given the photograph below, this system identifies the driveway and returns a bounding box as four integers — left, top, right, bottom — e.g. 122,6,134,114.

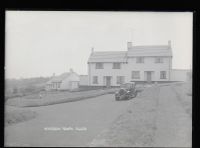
5,94,132,147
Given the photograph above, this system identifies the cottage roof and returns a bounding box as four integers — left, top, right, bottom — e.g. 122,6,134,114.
46,72,72,84
127,45,172,57
88,51,127,63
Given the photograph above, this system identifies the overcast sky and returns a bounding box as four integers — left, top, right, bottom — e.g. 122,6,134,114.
5,11,193,79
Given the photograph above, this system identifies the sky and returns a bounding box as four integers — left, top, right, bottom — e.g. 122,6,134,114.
5,11,193,79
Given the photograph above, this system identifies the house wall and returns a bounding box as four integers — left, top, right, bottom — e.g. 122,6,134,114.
59,73,80,90
70,81,79,90
127,57,171,82
170,69,192,82
79,75,88,86
59,79,70,90
45,82,61,90
88,62,128,86
88,56,172,86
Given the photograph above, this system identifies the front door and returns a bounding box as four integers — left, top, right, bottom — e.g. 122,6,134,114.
146,71,152,83
105,76,111,87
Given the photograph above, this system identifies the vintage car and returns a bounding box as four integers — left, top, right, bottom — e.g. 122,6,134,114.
115,82,137,101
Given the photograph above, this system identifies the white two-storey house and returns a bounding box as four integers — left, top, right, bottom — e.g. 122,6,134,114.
88,41,173,86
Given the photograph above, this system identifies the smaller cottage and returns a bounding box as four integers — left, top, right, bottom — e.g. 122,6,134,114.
46,69,80,91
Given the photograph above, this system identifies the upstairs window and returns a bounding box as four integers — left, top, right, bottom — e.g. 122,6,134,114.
116,76,125,84
95,63,103,69
136,57,144,63
160,71,167,79
93,76,98,84
132,71,140,79
113,63,121,69
155,57,163,63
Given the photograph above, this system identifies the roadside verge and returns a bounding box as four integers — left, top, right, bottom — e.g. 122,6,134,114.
6,89,117,107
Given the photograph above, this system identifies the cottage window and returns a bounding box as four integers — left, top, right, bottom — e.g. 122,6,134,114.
116,76,125,84
93,76,98,84
95,63,103,69
160,71,167,79
155,57,163,63
113,63,121,69
132,71,140,79
136,57,144,63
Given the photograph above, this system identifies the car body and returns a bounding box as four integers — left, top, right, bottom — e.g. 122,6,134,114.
115,82,137,101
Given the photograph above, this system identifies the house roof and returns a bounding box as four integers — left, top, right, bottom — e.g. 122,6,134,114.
46,72,72,84
127,45,172,57
88,44,172,63
88,51,127,63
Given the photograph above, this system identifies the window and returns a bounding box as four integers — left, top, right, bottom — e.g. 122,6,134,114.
57,82,61,88
116,76,125,84
136,57,144,63
160,71,167,79
95,63,103,69
155,57,163,63
132,71,140,79
113,63,121,69
93,76,98,84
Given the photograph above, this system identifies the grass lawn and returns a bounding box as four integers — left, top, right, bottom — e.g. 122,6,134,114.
5,106,38,126
6,88,118,107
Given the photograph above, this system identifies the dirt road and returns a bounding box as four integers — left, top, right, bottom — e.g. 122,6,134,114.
5,84,192,147
88,84,192,147
5,94,132,147
154,85,191,147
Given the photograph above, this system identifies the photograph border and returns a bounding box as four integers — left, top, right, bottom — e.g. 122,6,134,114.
1,1,199,147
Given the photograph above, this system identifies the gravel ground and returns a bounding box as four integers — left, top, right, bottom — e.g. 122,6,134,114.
5,82,191,147
154,85,191,147
171,82,192,117
4,94,131,147
90,86,160,147
89,83,192,147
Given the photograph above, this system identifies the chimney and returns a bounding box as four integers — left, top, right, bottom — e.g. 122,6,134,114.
127,42,132,50
168,40,171,48
91,47,94,53
52,73,55,77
